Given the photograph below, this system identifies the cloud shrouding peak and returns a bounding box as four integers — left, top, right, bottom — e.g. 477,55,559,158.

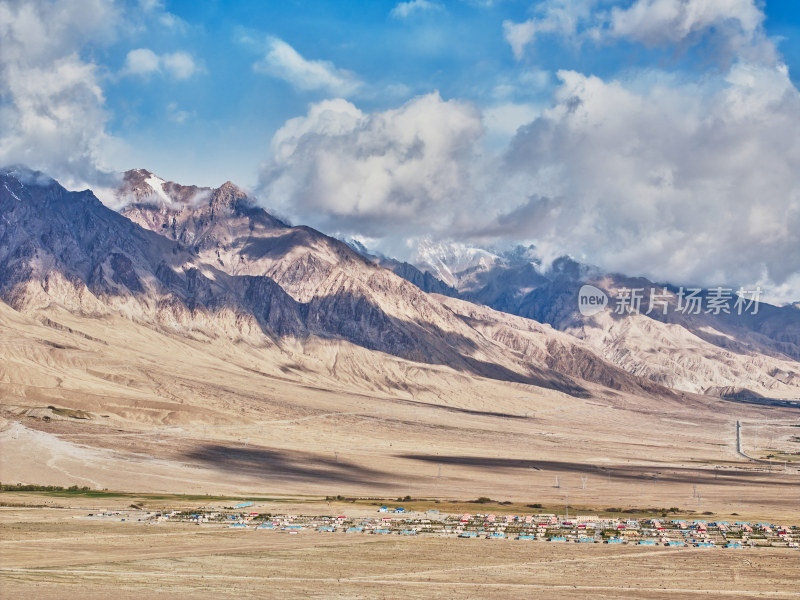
488,60,800,300
2,0,798,302
0,0,121,193
259,56,800,301
254,37,362,96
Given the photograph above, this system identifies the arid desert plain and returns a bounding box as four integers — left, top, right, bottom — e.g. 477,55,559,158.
2,302,799,598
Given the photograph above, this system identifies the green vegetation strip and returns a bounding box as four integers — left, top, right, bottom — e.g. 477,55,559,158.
0,484,291,502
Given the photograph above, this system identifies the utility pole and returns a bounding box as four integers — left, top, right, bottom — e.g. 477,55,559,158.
736,420,742,455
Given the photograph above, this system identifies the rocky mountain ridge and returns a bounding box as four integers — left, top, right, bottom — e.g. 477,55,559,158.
3,165,798,402
386,241,800,398
2,166,673,400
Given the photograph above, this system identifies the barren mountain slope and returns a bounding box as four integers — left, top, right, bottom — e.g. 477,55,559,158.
0,167,304,341
2,168,798,517
115,169,663,396
389,242,800,399
2,300,798,519
520,275,800,398
1,167,667,398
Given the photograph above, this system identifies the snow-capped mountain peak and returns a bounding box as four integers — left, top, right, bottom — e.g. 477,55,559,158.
115,168,212,210
413,239,502,288
143,173,173,206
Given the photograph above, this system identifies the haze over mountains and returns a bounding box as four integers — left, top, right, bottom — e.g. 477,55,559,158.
2,165,798,405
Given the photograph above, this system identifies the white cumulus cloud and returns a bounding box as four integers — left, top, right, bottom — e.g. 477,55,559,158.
487,62,800,297
123,47,160,75
259,92,484,237
254,37,362,96
505,0,775,65
390,0,444,20
608,0,763,43
162,51,199,79
0,0,122,193
259,17,800,300
123,48,201,80
606,0,776,64
503,0,599,59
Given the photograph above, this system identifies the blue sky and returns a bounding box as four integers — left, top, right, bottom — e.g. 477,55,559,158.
101,0,551,186
2,0,800,301
89,0,800,187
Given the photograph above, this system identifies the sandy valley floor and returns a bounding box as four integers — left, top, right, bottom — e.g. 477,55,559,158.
1,303,799,597
1,505,799,600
